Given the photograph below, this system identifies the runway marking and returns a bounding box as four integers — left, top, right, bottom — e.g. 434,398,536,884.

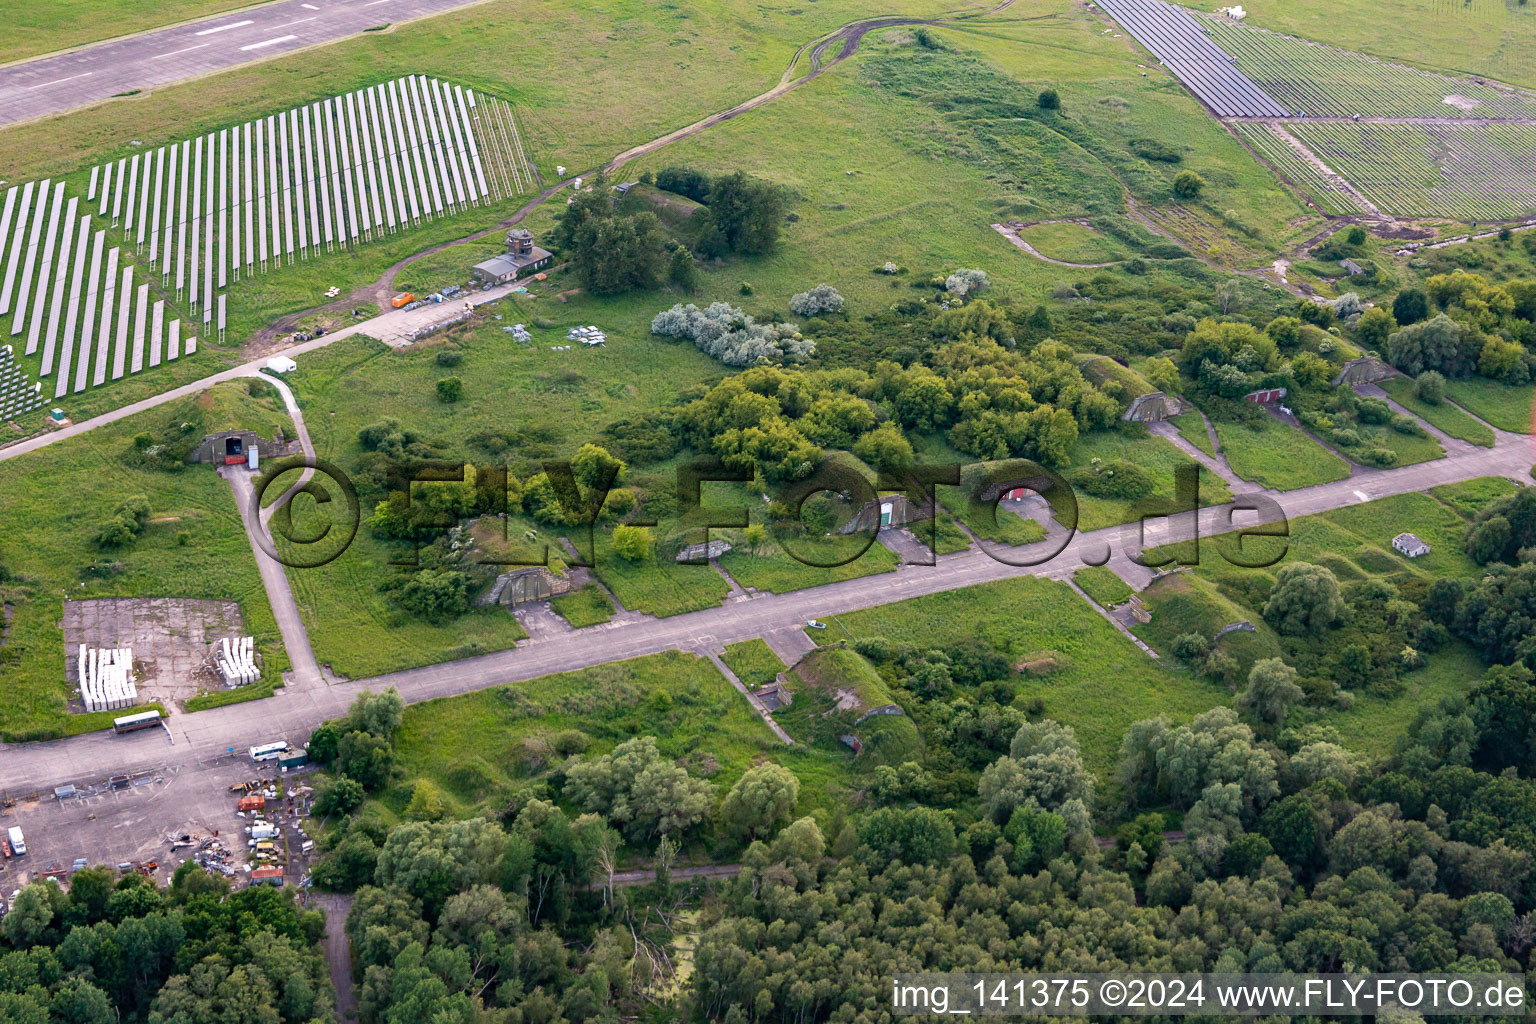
151,42,211,59
364,0,391,6
27,72,94,89
239,34,299,50
195,18,255,35
278,16,319,27
302,2,321,6
1353,489,1369,501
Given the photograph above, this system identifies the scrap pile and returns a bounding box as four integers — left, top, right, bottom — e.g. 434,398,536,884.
216,636,260,687
77,644,136,711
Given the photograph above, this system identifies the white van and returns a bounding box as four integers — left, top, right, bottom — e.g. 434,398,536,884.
7,826,25,856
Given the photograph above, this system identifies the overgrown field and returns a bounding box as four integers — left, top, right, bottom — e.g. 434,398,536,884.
0,389,286,740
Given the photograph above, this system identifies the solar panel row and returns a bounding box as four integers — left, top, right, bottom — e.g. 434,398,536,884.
1094,0,1287,117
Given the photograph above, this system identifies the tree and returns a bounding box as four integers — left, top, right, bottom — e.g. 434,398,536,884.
852,422,913,470
349,687,405,739
1387,313,1472,377
1172,170,1206,199
1037,88,1060,109
1236,658,1304,726
669,245,699,292
397,568,470,621
1263,562,1344,636
705,171,786,255
316,776,366,818
571,443,626,491
573,210,670,294
1393,286,1431,326
720,762,800,840
788,284,844,317
610,524,654,561
800,494,836,535
405,779,446,821
857,806,955,864
337,730,394,791
1355,306,1396,347
978,720,1094,820
563,736,714,841
436,376,464,403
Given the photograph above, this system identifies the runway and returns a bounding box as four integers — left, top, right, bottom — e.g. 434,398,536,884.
0,0,492,128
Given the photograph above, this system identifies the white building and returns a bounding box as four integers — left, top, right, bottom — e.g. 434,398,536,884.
1392,532,1431,558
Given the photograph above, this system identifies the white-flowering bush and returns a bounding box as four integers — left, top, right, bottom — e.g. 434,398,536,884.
650,302,814,367
1330,292,1365,318
788,284,845,317
945,268,990,297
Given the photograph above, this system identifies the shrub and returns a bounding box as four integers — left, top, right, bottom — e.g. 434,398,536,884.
1073,459,1154,498
1172,633,1210,662
1038,88,1060,110
945,268,989,297
435,376,464,403
1415,370,1445,404
788,283,845,317
611,524,654,561
434,349,463,367
1172,170,1206,199
1132,138,1181,163
651,301,814,366
1389,414,1425,436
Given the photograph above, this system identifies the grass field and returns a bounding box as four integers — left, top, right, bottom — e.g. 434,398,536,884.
721,638,786,688
1062,429,1233,531
1211,414,1351,490
377,650,845,854
1428,476,1520,519
715,533,899,594
1017,221,1126,264
1168,410,1216,457
1441,376,1534,433
808,576,1226,778
0,392,285,740
550,583,614,628
1073,565,1133,608
1378,377,1497,447
1133,572,1285,675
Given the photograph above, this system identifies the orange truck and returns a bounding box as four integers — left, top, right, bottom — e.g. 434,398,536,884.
391,292,415,309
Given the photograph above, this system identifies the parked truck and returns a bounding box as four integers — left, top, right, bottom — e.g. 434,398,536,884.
7,826,25,856
391,292,415,309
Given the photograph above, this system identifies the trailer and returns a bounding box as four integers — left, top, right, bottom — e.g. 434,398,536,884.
7,826,25,856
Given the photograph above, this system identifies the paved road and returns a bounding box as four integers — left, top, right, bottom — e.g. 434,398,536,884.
1,418,1529,797
0,0,493,128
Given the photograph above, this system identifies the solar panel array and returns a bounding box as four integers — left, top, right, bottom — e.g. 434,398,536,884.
1094,0,1288,117
0,77,533,415
0,180,194,404
0,345,44,420
85,75,533,294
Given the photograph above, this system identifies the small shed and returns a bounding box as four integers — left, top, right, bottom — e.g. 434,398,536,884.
54,784,77,801
1393,532,1431,558
250,866,285,887
1340,258,1366,276
266,356,297,374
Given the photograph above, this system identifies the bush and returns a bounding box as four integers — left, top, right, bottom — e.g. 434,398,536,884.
651,301,814,366
1389,414,1425,436
1038,88,1060,110
1132,138,1181,163
945,268,989,297
1172,633,1210,662
1073,459,1154,499
788,283,845,317
434,349,463,367
1172,171,1206,199
436,376,464,403
1415,370,1445,404
611,524,654,561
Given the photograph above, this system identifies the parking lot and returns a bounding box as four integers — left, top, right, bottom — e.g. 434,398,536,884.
0,752,319,899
